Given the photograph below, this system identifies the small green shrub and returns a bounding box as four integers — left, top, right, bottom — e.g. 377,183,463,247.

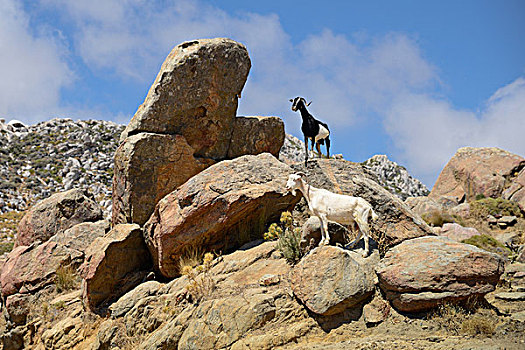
277,227,303,264
470,197,523,219
0,242,14,255
264,211,304,264
462,234,511,256
421,210,455,227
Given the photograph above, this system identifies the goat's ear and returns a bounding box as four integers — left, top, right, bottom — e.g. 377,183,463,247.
306,101,312,106
289,99,293,103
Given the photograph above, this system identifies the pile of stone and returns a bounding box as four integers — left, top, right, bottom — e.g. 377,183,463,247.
0,118,123,215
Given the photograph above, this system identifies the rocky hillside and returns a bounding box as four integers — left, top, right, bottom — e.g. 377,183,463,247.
362,154,430,200
0,119,427,218
0,118,123,216
1,37,524,350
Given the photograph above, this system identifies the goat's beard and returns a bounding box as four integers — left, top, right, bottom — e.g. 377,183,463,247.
291,189,296,196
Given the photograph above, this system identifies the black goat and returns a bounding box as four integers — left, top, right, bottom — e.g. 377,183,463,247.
289,97,331,165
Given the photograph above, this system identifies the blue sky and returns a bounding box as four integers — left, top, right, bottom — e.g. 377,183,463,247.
1,0,524,188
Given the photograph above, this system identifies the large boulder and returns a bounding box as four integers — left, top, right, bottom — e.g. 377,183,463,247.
15,189,103,247
291,246,378,315
79,224,152,312
0,220,109,299
377,236,505,312
430,147,525,203
291,159,432,249
113,38,286,227
144,153,300,278
120,38,251,157
112,133,215,226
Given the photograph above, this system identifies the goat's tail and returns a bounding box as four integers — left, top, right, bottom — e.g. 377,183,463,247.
370,209,378,222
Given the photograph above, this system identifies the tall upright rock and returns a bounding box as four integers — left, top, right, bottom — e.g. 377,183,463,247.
113,38,285,227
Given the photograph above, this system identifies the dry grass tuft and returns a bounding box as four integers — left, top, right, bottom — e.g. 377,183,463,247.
55,265,79,292
461,315,496,337
182,252,215,303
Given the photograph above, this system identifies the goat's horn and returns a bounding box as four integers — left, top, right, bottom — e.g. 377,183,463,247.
306,101,312,106
296,172,307,178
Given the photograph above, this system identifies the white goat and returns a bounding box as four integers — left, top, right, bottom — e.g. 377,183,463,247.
285,173,378,257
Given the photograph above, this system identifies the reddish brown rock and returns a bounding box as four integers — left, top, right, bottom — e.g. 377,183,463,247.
430,147,525,203
227,116,284,159
144,153,300,278
436,223,480,242
112,133,214,226
0,220,108,299
16,189,103,247
120,38,251,159
291,246,378,316
292,159,432,249
80,224,151,311
377,236,505,312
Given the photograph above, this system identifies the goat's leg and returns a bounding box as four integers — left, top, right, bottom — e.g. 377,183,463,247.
356,210,371,257
319,215,330,246
325,137,331,159
304,135,309,166
315,142,322,158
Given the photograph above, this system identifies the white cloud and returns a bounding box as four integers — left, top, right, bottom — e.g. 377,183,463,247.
385,77,525,187
0,0,73,123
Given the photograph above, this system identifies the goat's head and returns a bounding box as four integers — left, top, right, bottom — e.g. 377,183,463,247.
289,97,311,111
285,172,307,196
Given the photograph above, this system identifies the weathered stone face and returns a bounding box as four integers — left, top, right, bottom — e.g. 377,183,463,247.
120,38,251,159
291,246,378,316
291,159,432,250
376,236,505,312
16,189,103,247
143,153,300,278
112,133,215,226
80,224,151,312
0,220,109,300
227,116,285,159
430,147,525,203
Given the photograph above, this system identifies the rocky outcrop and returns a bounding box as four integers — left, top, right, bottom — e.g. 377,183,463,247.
144,153,300,278
227,116,284,159
120,38,251,155
430,147,525,203
291,246,378,315
113,38,287,227
15,189,103,247
362,154,429,200
404,196,443,217
80,224,151,312
377,236,505,312
112,133,215,226
0,220,108,299
292,159,432,249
